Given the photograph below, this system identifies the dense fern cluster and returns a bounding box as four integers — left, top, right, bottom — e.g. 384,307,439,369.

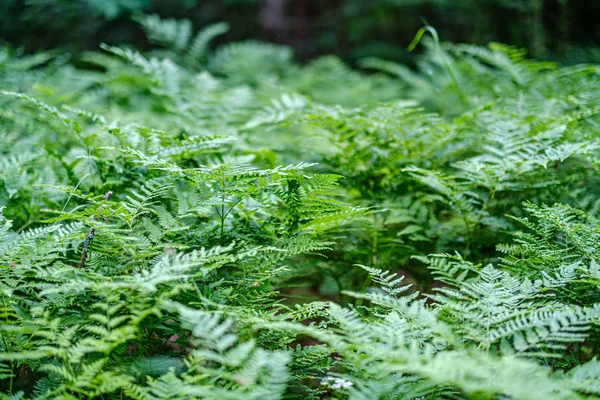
1,15,599,400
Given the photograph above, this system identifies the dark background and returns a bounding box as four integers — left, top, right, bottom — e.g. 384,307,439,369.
1,0,599,64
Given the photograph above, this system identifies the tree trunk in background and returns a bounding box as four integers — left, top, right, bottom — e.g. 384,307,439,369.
260,0,288,41
557,0,570,55
259,0,313,59
526,0,547,57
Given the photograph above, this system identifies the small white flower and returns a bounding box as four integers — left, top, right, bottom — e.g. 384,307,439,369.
320,376,353,391
341,380,353,389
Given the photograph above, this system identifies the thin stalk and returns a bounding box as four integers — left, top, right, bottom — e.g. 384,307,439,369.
80,191,113,268
355,214,379,307
220,197,225,246
408,25,469,105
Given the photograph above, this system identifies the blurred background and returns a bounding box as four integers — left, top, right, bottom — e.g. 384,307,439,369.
1,0,599,64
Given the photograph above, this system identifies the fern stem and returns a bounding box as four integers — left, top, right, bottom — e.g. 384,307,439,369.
465,189,496,257
220,201,225,245
8,362,13,395
1,296,14,395
355,214,379,307
61,172,90,212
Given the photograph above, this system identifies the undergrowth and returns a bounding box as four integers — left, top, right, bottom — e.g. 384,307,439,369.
0,15,599,400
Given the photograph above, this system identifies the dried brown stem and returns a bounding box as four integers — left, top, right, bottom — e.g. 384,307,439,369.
79,191,112,268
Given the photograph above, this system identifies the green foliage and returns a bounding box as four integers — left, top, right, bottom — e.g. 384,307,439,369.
136,13,230,70
1,14,600,400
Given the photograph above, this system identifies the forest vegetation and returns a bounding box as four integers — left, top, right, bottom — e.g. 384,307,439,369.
1,5,600,400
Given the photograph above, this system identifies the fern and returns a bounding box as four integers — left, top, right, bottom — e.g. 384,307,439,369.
1,17,600,400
